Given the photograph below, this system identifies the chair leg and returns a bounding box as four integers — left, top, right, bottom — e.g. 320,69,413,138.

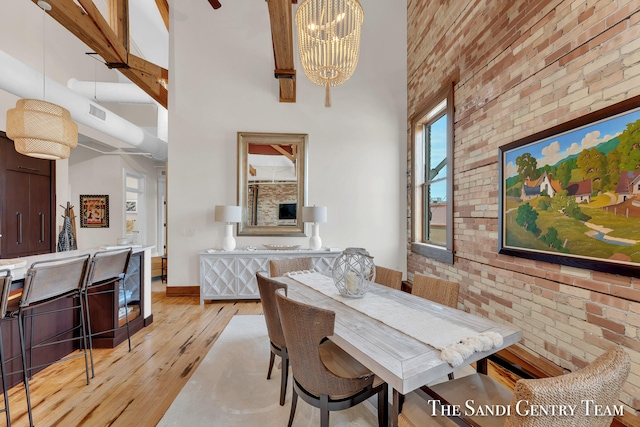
78,296,91,386
287,388,298,427
17,311,34,427
120,281,132,352
267,351,275,380
0,329,11,426
84,291,96,378
279,353,289,406
319,394,329,427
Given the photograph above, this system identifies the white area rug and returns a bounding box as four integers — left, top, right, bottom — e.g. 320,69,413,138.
158,315,378,426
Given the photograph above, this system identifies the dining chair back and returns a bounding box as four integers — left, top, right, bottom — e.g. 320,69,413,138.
275,289,388,427
374,266,403,290
411,273,459,309
255,272,289,406
504,346,630,427
83,248,133,377
269,257,313,278
402,346,631,427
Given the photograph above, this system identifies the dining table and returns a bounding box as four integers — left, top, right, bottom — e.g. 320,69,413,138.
273,272,522,427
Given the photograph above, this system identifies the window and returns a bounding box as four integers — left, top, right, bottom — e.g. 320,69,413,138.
124,170,146,245
411,84,454,264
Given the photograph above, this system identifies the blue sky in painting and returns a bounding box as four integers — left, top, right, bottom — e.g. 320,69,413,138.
504,107,640,179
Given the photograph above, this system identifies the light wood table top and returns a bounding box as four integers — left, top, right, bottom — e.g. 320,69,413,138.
275,275,522,426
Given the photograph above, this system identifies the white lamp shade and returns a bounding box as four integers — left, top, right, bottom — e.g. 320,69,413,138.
215,205,242,223
302,206,327,223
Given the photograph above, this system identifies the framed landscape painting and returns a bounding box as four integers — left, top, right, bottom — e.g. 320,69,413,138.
499,96,640,276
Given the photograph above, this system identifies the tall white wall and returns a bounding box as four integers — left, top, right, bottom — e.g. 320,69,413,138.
168,0,408,287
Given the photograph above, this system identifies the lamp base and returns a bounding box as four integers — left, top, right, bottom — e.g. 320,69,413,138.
222,223,236,251
309,223,322,250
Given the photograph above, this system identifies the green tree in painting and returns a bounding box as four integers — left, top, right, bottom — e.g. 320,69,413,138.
515,202,540,235
516,153,539,182
540,227,565,250
555,161,572,188
550,190,591,221
606,148,622,190
577,147,607,193
616,119,640,170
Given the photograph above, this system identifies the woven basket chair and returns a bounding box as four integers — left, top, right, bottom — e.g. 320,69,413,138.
400,346,631,427
374,266,403,290
269,257,313,278
255,272,290,406
504,345,631,427
275,289,388,427
411,273,459,309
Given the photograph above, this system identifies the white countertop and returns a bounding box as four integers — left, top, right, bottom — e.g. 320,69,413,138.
1,245,154,281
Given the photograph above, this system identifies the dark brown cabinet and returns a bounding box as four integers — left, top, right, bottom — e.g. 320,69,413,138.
0,132,56,258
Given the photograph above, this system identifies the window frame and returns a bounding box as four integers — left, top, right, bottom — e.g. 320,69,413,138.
410,83,454,264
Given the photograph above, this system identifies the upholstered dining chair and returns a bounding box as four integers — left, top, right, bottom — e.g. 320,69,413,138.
275,289,388,427
412,273,460,382
83,247,133,378
255,272,290,406
411,273,460,309
399,346,631,427
374,266,403,290
269,257,313,278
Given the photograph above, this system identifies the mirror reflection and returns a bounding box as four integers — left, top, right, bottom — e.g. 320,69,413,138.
237,132,307,236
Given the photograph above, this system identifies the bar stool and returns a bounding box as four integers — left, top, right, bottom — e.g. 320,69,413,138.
16,254,91,427
83,248,132,378
0,268,15,426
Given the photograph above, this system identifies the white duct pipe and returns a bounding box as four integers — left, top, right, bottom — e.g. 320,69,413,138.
68,78,168,143
0,50,167,161
67,78,156,104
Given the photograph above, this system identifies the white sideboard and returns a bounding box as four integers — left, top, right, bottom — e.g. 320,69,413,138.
199,249,341,304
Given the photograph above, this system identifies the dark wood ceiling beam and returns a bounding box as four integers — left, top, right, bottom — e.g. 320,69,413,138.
30,0,169,109
267,0,296,102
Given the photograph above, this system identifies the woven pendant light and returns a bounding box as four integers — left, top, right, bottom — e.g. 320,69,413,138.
5,0,78,160
7,99,78,160
295,0,364,107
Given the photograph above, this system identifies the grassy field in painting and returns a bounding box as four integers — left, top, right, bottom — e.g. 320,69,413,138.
504,200,640,263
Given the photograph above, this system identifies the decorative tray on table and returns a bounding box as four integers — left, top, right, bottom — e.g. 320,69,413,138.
262,244,301,251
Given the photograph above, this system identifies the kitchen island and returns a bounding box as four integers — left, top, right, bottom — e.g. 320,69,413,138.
0,245,154,391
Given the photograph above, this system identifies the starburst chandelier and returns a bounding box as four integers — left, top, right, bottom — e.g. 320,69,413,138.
295,0,364,107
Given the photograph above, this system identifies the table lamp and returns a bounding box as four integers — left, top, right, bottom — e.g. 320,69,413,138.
302,206,327,250
215,205,242,251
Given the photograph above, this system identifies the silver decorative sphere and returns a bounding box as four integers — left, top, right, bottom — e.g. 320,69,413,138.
332,248,376,298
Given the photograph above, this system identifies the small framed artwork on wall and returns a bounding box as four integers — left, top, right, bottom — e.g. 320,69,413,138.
80,195,109,228
126,200,137,213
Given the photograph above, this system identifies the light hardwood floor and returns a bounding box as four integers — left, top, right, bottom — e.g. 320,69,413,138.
4,283,262,426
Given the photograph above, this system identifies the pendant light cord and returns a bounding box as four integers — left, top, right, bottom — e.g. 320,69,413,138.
42,5,46,101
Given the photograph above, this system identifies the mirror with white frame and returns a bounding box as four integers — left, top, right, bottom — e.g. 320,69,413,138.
237,132,308,236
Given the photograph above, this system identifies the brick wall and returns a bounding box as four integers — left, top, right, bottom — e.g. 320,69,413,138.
251,183,297,226
408,0,640,415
